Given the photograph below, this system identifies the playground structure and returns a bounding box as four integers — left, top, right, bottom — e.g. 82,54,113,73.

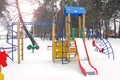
92,38,114,60
1,20,52,66
52,6,98,76
92,40,104,53
0,5,98,76
0,20,37,64
0,5,99,76
11,21,51,63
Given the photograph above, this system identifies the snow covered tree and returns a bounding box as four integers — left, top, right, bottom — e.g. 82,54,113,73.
0,0,8,17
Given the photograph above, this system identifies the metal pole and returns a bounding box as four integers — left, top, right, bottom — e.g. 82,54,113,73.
12,23,14,61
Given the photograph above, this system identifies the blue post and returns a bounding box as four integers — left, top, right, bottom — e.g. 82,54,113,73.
12,24,14,61
61,26,68,64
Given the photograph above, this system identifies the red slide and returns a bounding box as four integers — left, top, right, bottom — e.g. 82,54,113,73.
74,38,98,76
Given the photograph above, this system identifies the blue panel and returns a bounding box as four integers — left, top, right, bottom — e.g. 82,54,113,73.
12,22,52,26
64,6,87,17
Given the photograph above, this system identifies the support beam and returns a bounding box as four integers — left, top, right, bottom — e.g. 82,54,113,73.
78,16,81,37
82,14,86,39
52,21,56,63
17,20,20,64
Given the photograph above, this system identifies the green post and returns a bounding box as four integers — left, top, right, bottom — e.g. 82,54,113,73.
80,29,83,38
72,28,75,40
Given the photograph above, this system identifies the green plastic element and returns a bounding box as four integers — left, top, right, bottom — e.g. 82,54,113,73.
71,28,85,39
80,29,83,38
27,45,32,50
72,28,75,40
27,45,39,50
34,45,39,49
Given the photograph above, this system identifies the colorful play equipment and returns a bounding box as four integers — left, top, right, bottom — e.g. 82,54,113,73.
16,1,39,63
8,21,51,64
5,24,18,61
0,66,4,80
0,51,8,80
27,45,39,50
74,38,98,76
5,20,25,64
93,38,114,60
27,44,39,52
52,6,98,76
92,40,104,53
0,47,16,61
0,51,8,67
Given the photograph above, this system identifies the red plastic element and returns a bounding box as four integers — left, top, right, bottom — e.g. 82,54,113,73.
0,51,8,67
83,39,98,75
74,40,87,76
92,40,104,53
74,39,98,76
92,40,96,46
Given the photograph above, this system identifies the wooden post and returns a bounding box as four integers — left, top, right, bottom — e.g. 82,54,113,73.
67,13,71,62
17,20,20,64
52,21,55,63
68,14,71,39
21,25,24,60
82,14,86,39
65,16,68,39
78,16,81,37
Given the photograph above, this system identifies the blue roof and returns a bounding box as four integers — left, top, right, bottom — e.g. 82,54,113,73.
64,6,87,17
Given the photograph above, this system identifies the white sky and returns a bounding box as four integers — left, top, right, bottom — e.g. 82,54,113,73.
7,0,40,22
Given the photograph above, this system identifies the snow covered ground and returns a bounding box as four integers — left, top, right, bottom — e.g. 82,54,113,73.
1,38,120,80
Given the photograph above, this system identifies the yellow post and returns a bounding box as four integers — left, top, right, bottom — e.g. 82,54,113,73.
52,21,56,63
21,25,24,60
82,14,86,39
17,20,20,64
78,16,81,37
0,66,4,80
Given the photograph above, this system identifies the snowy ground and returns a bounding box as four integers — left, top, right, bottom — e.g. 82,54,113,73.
1,38,120,80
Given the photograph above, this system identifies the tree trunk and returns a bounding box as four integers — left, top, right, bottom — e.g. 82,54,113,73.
118,21,120,38
105,19,108,39
113,18,117,38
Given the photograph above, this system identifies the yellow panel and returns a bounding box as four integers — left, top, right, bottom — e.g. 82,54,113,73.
69,48,76,53
56,47,68,53
53,41,68,59
56,41,68,47
56,53,67,58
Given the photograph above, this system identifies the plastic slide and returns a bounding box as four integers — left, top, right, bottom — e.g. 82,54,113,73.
74,38,98,76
